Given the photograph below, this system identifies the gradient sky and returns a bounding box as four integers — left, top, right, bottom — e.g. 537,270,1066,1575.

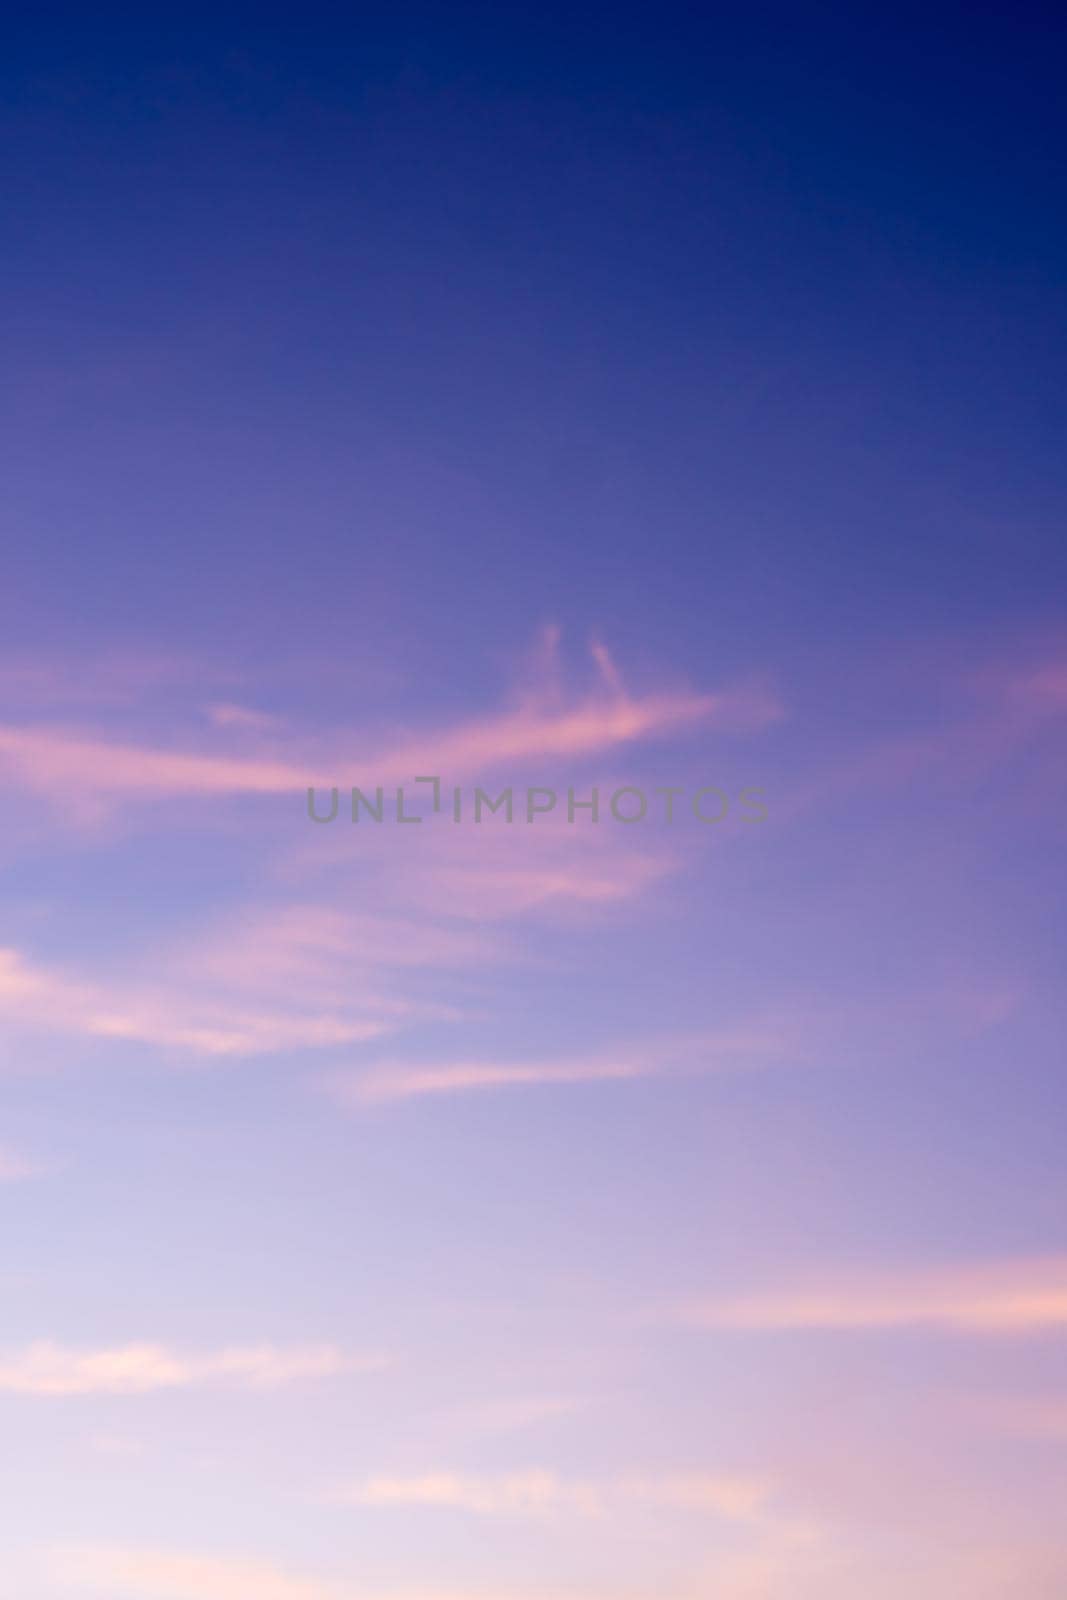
2,7,1067,1598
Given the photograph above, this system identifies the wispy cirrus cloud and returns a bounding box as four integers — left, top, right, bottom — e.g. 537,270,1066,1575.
48,1549,358,1600
329,1024,795,1106
0,944,393,1058
0,636,778,812
339,1469,772,1521
781,648,1067,822
985,656,1067,716
203,702,281,730
47,1546,590,1600
439,1393,589,1436
177,904,504,992
0,894,509,1060
0,652,208,711
318,803,682,920
0,1341,380,1396
338,1054,647,1106
291,782,688,935
678,1257,1067,1336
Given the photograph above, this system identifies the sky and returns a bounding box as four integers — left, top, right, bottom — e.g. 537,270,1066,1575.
2,5,1067,1597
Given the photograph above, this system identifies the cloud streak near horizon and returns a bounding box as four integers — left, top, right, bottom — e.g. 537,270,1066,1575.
679,1258,1067,1336
0,1342,381,1397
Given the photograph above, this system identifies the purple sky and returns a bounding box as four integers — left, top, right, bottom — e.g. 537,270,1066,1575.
2,8,1067,1598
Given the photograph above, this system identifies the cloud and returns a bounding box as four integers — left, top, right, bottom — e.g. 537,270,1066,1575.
0,724,304,799
338,1470,772,1521
0,1147,38,1182
340,1055,646,1106
780,648,1067,822
440,1394,588,1435
47,1547,587,1600
179,904,503,992
0,944,393,1058
0,1342,380,1396
995,659,1067,715
345,1469,600,1517
373,680,768,779
330,1025,794,1106
0,639,778,811
340,807,680,920
49,1549,355,1600
291,783,690,934
204,702,281,730
0,652,205,711
965,1393,1067,1440
0,885,524,1059
678,1257,1067,1336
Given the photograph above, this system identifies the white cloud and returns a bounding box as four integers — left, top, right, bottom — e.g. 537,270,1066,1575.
338,1469,772,1521
0,1342,382,1397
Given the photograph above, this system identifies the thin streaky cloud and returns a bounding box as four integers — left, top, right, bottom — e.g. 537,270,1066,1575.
177,904,506,990
0,894,508,1061
203,702,282,730
589,637,627,697
438,1394,589,1435
0,641,778,807
48,1547,591,1600
343,1057,646,1105
48,1549,355,1600
778,649,1067,823
340,1470,772,1521
296,802,682,921
963,1393,1067,1440
679,1257,1067,1336
330,1026,794,1106
0,652,215,710
0,1342,382,1396
0,944,393,1058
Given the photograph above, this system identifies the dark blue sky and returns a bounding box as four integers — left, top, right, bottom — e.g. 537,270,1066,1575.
3,4,1065,698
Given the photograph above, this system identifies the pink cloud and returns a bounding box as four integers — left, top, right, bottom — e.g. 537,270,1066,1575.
331,1025,796,1106
0,944,394,1058
781,649,1067,821
0,1146,39,1182
340,1469,771,1520
47,1548,599,1600
0,639,779,811
0,1342,381,1397
679,1256,1067,1336
967,1393,1067,1440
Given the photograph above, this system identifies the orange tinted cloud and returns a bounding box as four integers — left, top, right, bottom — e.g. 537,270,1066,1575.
0,1342,381,1396
681,1257,1067,1335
